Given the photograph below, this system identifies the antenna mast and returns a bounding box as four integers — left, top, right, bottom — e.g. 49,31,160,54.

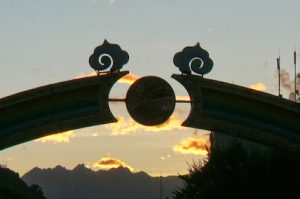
294,46,297,101
277,50,281,97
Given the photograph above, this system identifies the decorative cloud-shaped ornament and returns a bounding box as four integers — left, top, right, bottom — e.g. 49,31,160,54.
89,40,129,74
173,43,213,76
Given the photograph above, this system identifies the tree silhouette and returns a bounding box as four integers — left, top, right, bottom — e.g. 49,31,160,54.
174,141,300,199
30,184,46,199
0,167,46,199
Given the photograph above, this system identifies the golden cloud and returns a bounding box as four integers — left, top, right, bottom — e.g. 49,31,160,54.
35,130,98,143
160,154,171,160
105,113,185,135
35,130,75,143
117,74,139,85
93,156,134,171
249,83,267,91
173,137,209,156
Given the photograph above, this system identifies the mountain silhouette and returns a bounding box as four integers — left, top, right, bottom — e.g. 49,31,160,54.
22,164,183,199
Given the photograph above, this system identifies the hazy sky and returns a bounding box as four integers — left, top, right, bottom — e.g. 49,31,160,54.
0,0,300,176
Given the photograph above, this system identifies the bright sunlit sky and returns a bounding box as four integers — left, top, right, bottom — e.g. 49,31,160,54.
0,0,300,176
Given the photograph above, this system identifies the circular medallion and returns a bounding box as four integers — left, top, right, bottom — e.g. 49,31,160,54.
125,76,176,126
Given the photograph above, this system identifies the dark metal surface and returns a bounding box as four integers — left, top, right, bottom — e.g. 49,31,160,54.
0,71,128,150
172,74,300,154
89,40,129,74
173,43,213,76
126,76,176,126
2,38,299,156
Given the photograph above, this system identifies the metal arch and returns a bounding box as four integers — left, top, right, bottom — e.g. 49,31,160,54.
172,74,300,154
125,76,176,126
0,71,128,150
1,39,299,156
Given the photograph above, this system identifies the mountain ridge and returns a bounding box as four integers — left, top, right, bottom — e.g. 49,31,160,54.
22,164,182,199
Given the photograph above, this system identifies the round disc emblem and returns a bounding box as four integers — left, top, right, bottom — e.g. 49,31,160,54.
125,76,176,126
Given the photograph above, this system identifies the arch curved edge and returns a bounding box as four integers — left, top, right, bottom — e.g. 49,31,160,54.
172,74,300,154
0,71,129,150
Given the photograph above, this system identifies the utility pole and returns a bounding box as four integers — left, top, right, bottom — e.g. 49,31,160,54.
160,174,163,199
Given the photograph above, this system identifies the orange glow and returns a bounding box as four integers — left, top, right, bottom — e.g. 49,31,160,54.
176,95,191,101
173,137,209,155
75,71,97,79
105,113,185,135
118,73,139,85
249,83,266,91
75,72,138,84
93,156,134,171
35,130,75,143
35,130,99,143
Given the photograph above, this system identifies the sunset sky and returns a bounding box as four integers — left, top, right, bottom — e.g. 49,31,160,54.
0,0,300,176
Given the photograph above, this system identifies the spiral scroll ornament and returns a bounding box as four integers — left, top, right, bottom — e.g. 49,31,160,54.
89,40,129,74
173,43,213,76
